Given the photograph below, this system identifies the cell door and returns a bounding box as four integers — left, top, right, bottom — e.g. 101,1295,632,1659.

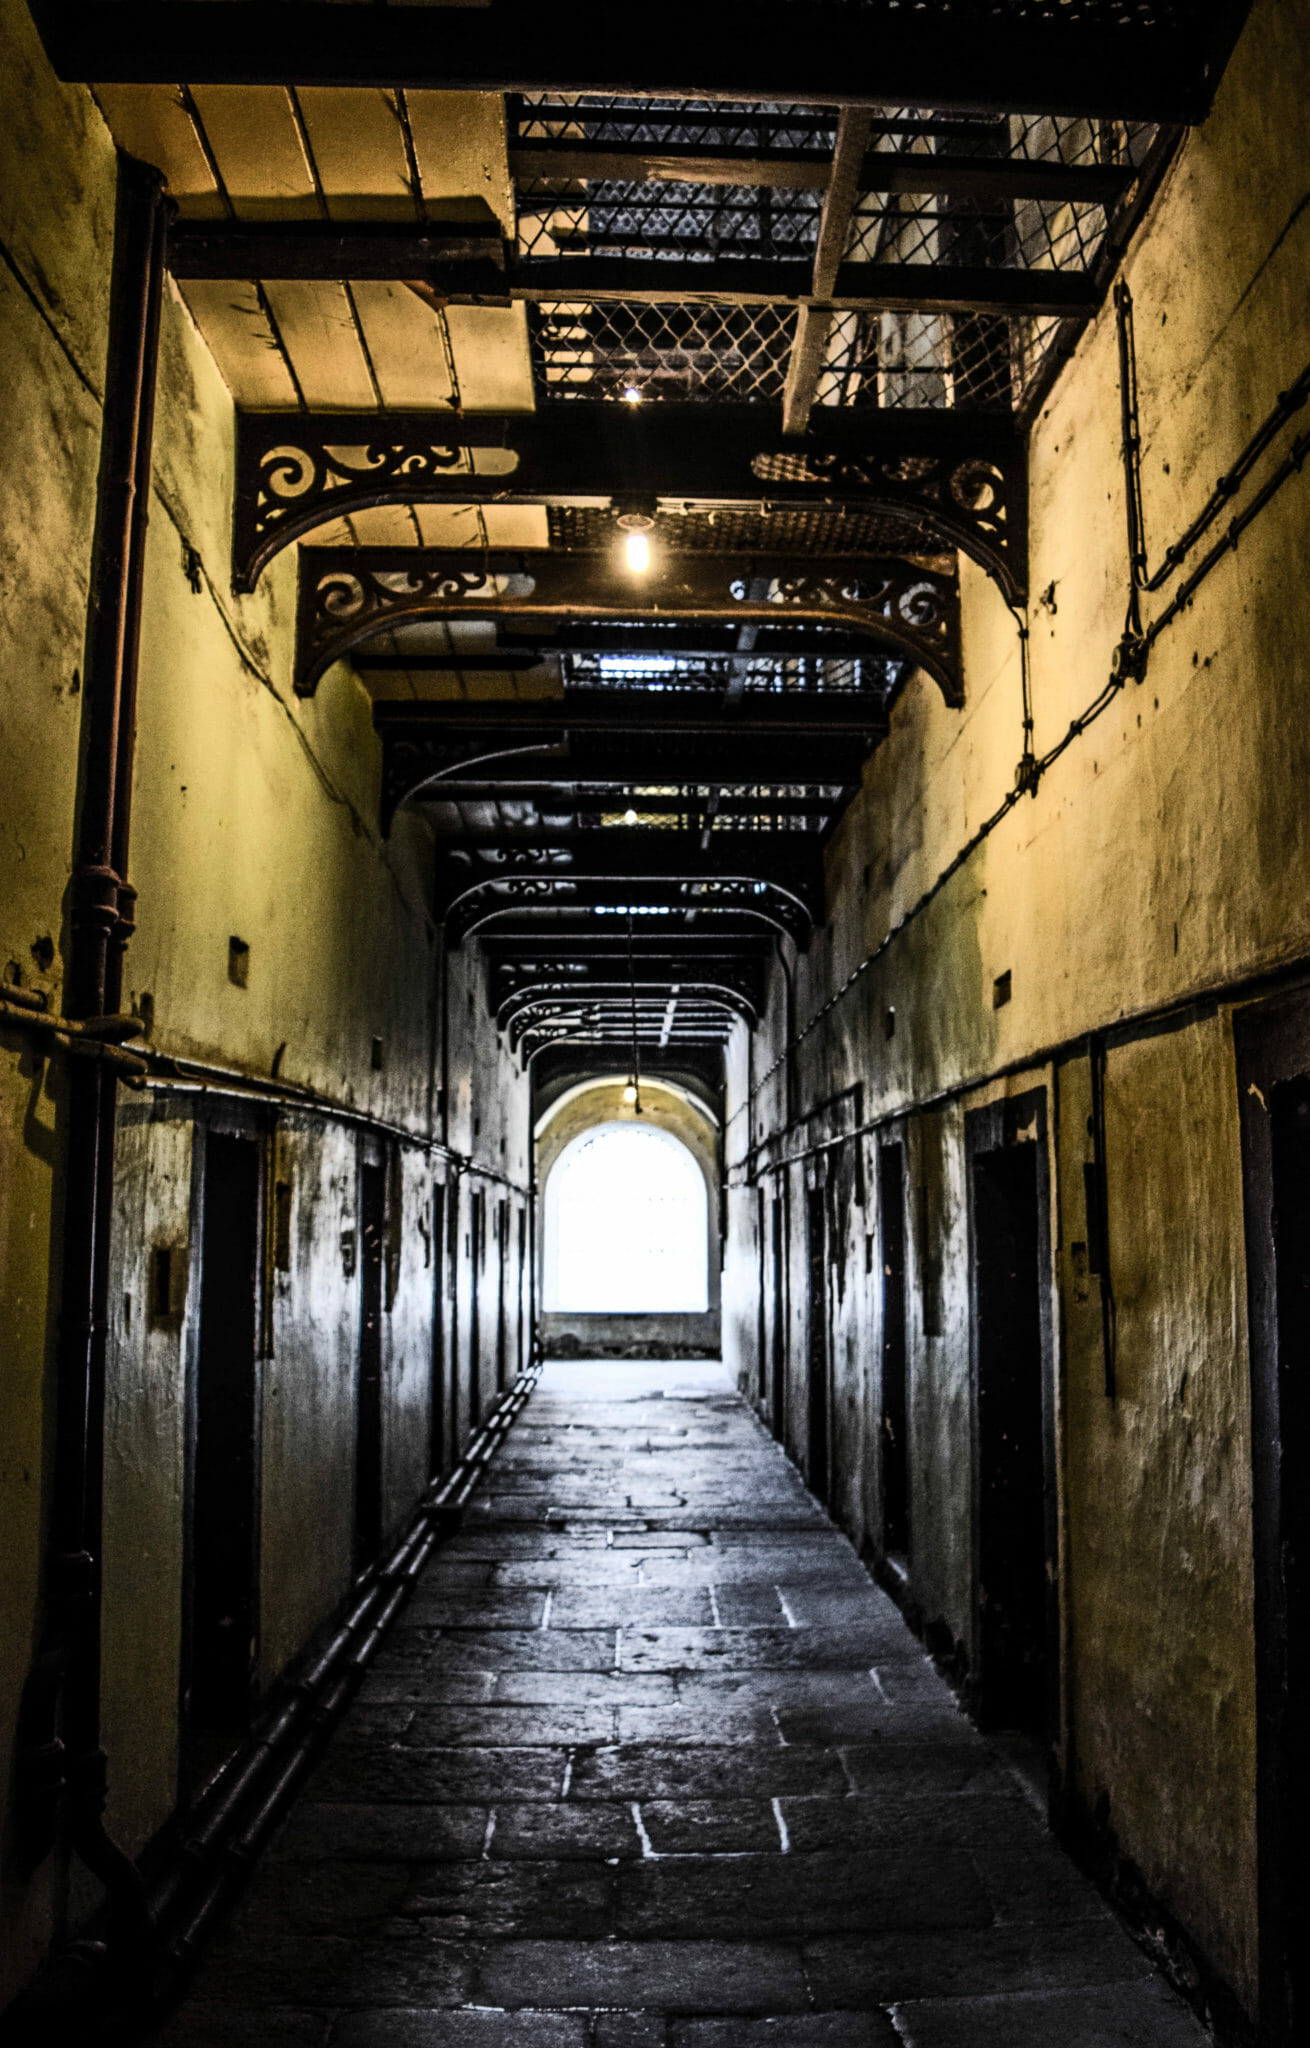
771,1193,787,1442
355,1159,385,1570
446,1180,461,1453
187,1130,261,1742
516,1206,527,1379
756,1186,768,1403
806,1184,830,1503
971,1136,1048,1733
469,1189,484,1430
880,1143,910,1558
1235,995,1310,2046
429,1182,446,1480
495,1196,509,1393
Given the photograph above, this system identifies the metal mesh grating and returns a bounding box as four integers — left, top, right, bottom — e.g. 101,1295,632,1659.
845,117,1160,276
530,300,796,402
815,307,1070,412
519,181,821,264
547,505,944,558
845,192,1109,274
595,782,845,829
513,97,838,151
563,651,905,696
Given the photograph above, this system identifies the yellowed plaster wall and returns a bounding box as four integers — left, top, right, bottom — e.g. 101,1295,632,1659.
1057,1023,1257,1994
0,0,121,2000
1,1,534,1999
725,0,1307,2012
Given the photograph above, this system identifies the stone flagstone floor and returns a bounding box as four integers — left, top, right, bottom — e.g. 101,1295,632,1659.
153,1361,1210,2046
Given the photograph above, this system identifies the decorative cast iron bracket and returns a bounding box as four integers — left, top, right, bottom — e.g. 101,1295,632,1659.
497,979,761,1046
294,545,961,702
440,872,815,949
237,404,1025,603
436,830,826,924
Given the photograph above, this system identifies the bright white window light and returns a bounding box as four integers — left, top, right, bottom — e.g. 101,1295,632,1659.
624,530,651,574
544,1121,709,1313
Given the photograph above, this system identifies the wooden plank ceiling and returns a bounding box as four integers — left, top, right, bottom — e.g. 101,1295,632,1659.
93,84,535,411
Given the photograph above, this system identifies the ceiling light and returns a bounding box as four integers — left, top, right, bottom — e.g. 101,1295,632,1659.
624,806,638,825
624,530,650,574
623,1079,639,1105
622,385,642,404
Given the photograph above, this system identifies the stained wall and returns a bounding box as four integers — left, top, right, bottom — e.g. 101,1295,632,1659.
723,0,1309,2019
0,0,531,2002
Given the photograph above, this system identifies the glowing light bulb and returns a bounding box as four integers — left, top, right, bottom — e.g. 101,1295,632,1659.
624,807,638,824
624,530,650,574
622,385,642,404
623,1080,638,1105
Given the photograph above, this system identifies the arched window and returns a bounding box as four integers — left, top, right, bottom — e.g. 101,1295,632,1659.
543,1122,709,1313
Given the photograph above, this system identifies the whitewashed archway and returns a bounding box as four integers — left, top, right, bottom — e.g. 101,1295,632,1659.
543,1121,710,1314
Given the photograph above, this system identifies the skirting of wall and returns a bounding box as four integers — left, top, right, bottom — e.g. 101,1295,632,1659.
540,1312,721,1359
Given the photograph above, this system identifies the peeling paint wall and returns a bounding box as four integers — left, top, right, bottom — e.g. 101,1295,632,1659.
0,0,121,1997
0,3,532,2004
724,0,1308,2020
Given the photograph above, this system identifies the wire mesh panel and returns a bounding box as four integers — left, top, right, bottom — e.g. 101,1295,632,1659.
816,307,1071,412
512,97,839,152
592,784,846,831
530,300,796,402
519,181,822,264
547,505,943,559
845,113,1161,275
563,651,906,696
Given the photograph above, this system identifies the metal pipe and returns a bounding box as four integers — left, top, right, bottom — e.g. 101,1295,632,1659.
13,157,167,1955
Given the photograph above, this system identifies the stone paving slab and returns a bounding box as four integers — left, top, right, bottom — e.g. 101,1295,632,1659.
150,1365,1209,2048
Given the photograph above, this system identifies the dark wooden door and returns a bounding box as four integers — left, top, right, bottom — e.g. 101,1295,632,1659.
188,1131,261,1738
756,1185,768,1403
771,1193,786,1442
1269,1079,1310,2042
1237,1030,1310,2047
806,1184,830,1504
495,1196,509,1392
469,1189,484,1430
355,1160,385,1570
972,1142,1046,1731
429,1181,446,1479
880,1143,910,1557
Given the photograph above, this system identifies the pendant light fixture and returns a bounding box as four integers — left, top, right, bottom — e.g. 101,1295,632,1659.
624,909,643,1114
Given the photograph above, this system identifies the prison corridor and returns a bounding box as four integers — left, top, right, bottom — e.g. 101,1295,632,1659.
151,1364,1205,2047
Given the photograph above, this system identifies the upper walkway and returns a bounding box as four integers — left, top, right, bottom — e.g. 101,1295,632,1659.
154,1363,1207,2046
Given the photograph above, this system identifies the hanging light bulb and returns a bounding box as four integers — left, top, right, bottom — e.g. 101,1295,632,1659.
623,806,638,825
622,384,643,405
613,496,657,577
623,1078,639,1106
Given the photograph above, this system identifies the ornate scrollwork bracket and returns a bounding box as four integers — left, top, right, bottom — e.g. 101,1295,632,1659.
234,422,521,594
294,545,961,702
441,872,815,949
750,445,1025,604
237,405,1025,605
